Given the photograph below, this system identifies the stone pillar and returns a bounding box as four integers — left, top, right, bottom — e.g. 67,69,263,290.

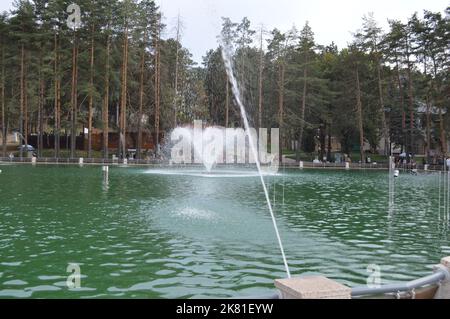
434,256,450,299
275,276,351,299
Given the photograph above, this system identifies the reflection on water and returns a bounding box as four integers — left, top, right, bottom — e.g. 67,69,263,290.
0,165,448,298
145,168,279,178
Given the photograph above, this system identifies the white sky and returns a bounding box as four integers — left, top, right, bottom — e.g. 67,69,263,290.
1,0,449,64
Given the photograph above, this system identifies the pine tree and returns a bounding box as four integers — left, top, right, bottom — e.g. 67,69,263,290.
296,22,315,161
0,14,7,158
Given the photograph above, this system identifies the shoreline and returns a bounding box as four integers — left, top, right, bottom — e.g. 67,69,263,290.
0,157,444,172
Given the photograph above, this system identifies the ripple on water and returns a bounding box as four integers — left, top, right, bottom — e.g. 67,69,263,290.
0,166,448,298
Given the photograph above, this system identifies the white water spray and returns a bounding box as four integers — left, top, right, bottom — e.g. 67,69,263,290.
221,44,291,278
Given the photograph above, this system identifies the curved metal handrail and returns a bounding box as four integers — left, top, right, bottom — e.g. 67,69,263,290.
351,267,450,298
237,267,449,299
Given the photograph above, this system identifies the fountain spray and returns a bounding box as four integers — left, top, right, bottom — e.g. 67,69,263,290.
221,43,291,278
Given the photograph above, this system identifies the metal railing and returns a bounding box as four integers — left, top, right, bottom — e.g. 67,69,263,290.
351,267,450,298
238,267,449,299
1,157,449,172
0,157,162,165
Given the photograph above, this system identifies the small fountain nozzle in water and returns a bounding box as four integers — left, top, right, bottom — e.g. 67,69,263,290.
102,166,109,192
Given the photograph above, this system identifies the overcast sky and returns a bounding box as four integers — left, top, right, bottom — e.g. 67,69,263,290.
1,0,448,64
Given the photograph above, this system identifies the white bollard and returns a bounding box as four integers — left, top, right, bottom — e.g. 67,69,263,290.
79,158,84,165
424,164,429,171
299,161,304,169
123,158,128,165
345,162,350,170
31,157,37,165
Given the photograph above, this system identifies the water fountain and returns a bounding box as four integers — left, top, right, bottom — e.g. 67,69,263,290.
145,39,290,278
167,124,279,174
220,42,291,278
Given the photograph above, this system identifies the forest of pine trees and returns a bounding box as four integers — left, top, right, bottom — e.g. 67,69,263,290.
0,1,448,163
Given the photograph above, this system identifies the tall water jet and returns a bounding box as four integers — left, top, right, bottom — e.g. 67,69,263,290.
221,42,291,278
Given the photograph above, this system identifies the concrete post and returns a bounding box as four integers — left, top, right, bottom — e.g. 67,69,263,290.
123,158,128,165
79,158,84,165
299,161,304,169
31,156,37,165
434,256,450,299
275,276,351,299
345,162,350,170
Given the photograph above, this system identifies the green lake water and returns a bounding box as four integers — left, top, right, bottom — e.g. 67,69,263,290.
0,164,449,298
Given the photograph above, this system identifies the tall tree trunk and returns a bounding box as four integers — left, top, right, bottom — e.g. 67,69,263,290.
297,53,308,162
327,122,332,162
54,32,60,158
376,55,388,156
120,23,129,159
405,33,414,154
278,61,285,163
395,57,406,153
422,60,431,161
154,16,161,156
88,24,95,158
24,51,28,152
103,33,110,159
320,125,326,162
439,104,446,157
425,95,431,160
258,26,264,130
406,64,414,154
137,29,147,160
39,70,44,158
355,65,365,163
38,49,44,157
1,40,5,158
70,32,79,158
173,15,181,128
19,43,25,157
433,61,447,157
